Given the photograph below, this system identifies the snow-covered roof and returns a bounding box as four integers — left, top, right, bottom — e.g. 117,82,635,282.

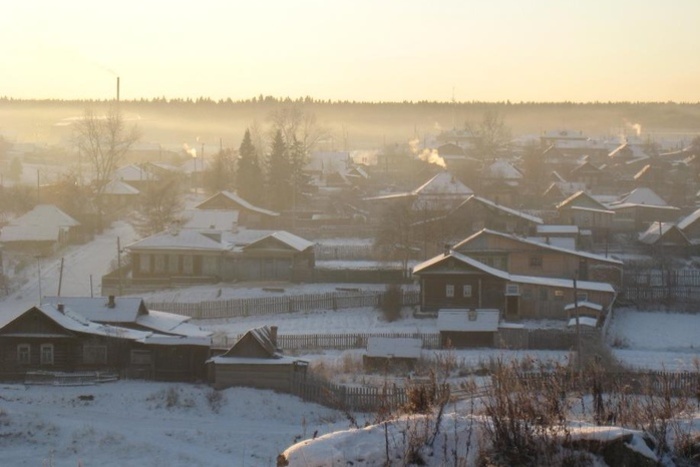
556,191,610,211
5,204,80,232
677,207,700,231
413,251,616,294
638,222,688,245
32,304,151,340
452,229,623,265
412,172,473,196
564,301,603,312
114,164,156,182
537,225,579,235
180,209,239,231
459,196,543,224
244,231,314,252
611,188,668,207
196,191,280,217
136,310,212,339
0,224,64,243
127,229,229,252
43,296,145,323
482,160,522,180
567,316,598,327
103,179,140,195
366,337,422,359
437,309,500,332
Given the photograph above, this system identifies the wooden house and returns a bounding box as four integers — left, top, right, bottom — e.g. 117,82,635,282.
0,299,211,382
445,195,543,239
207,326,308,391
555,191,615,241
638,221,691,256
412,250,616,319
124,228,315,288
478,160,523,207
450,229,623,287
195,191,280,229
564,301,604,323
363,337,422,371
569,161,605,189
437,309,500,348
677,207,700,247
607,188,680,233
0,204,81,256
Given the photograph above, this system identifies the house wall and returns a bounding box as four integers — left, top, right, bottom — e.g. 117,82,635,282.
210,363,296,391
440,331,496,348
419,274,506,312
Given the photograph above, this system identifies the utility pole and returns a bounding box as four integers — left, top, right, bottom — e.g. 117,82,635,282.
57,257,64,296
36,256,42,304
117,237,123,296
573,273,582,379
90,274,94,298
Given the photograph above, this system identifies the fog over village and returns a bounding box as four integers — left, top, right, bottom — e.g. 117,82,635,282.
1,1,700,466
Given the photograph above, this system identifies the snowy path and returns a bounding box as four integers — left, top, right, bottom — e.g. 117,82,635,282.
0,221,138,314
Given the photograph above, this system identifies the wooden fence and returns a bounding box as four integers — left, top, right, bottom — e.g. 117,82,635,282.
147,290,421,320
623,269,700,306
214,331,442,350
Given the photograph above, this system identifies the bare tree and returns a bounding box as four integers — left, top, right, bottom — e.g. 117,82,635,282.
268,103,329,155
132,178,183,236
466,110,511,159
74,106,140,227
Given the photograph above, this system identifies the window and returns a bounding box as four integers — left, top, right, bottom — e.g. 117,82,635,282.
554,290,564,300
154,254,166,273
505,284,520,296
139,254,151,273
576,292,588,302
83,345,107,364
40,343,54,365
182,255,194,275
445,284,454,298
17,344,30,364
529,255,543,268
462,285,472,298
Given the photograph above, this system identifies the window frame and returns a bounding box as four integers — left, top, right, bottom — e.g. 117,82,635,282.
17,344,31,365
445,284,455,298
40,343,54,365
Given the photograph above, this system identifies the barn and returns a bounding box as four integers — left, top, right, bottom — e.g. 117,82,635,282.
437,309,500,348
362,337,422,371
207,326,307,391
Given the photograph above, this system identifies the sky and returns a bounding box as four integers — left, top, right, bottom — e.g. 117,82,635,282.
1,0,699,103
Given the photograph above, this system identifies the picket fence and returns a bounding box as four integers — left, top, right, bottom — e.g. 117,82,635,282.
147,290,420,320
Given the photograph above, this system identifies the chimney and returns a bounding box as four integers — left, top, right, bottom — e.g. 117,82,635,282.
270,326,278,349
57,303,64,313
444,243,451,255
107,295,116,308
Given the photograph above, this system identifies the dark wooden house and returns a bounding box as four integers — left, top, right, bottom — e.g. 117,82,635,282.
195,191,280,229
207,326,307,391
0,301,211,382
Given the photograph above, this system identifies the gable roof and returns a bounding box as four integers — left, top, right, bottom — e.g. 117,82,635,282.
366,337,422,358
0,205,80,243
412,172,473,196
113,164,156,182
612,187,669,207
126,229,229,252
195,191,279,217
454,195,543,225
243,231,314,252
451,229,622,265
482,160,523,180
103,179,140,195
42,296,147,323
677,207,700,231
180,209,239,231
638,222,690,246
437,309,500,332
556,191,610,212
220,326,279,359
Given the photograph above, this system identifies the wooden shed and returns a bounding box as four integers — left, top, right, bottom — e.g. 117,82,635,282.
437,309,500,348
362,337,422,371
207,326,307,391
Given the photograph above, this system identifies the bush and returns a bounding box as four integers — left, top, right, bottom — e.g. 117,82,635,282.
380,284,403,322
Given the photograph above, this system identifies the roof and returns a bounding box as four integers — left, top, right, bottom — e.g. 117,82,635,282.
482,160,523,180
437,309,500,332
412,172,473,196
244,231,314,252
180,209,239,231
136,310,212,338
567,316,599,328
452,229,623,265
413,251,616,294
216,326,281,360
113,164,155,182
612,188,668,207
564,301,604,312
195,191,279,217
0,204,80,243
677,207,700,231
366,337,422,359
43,296,146,323
556,191,610,211
126,229,229,252
456,195,543,225
537,225,579,235
638,222,689,246
103,179,140,195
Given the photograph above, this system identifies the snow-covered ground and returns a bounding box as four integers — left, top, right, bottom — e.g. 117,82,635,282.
0,381,345,467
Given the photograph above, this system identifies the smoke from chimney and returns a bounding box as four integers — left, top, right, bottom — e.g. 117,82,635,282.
409,138,446,168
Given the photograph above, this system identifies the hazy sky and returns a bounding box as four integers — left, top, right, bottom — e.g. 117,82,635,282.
2,0,699,102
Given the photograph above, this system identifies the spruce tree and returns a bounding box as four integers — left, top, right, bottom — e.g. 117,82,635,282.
236,129,264,204
266,129,292,211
